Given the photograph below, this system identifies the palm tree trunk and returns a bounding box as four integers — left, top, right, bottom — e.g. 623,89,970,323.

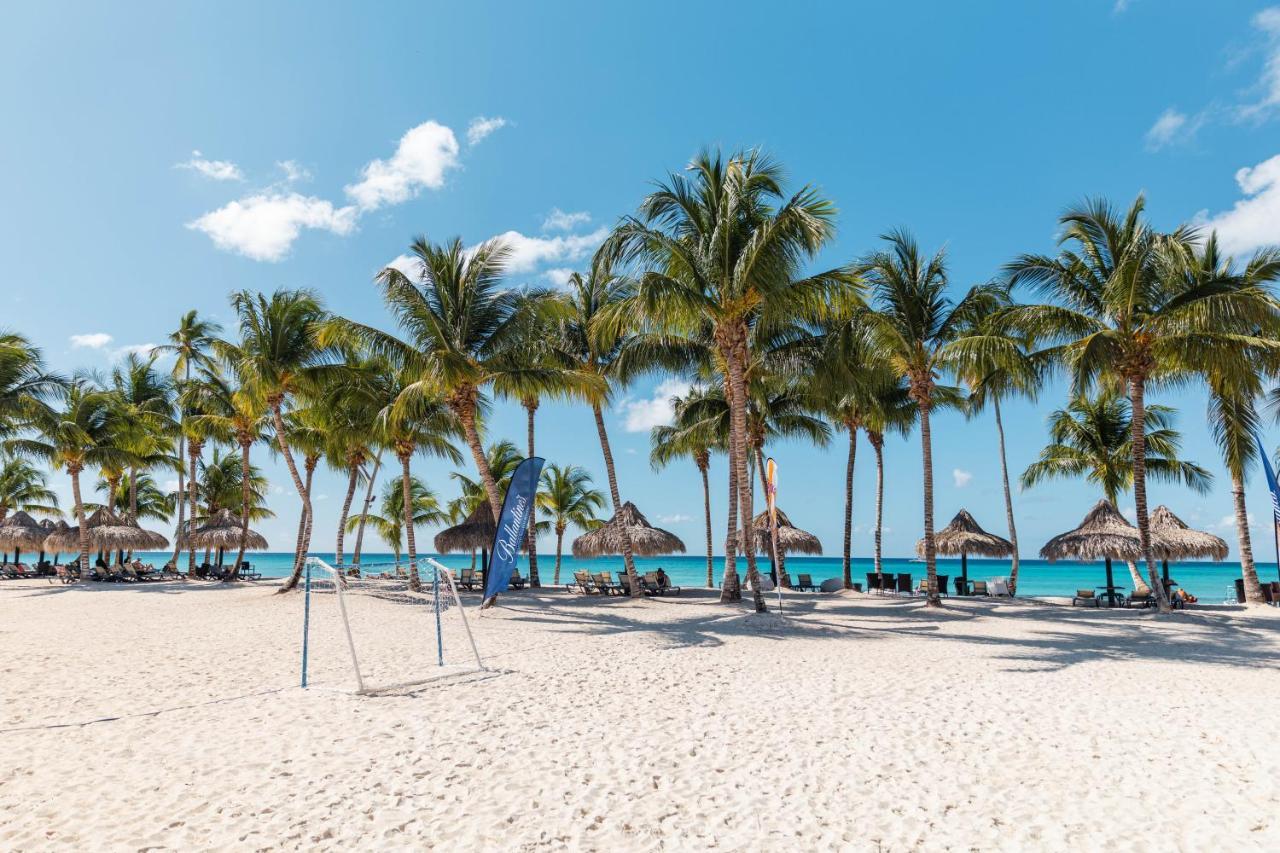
401,455,421,591
279,458,315,593
70,466,88,575
525,399,540,588
591,402,641,599
721,426,740,602
454,391,503,522
1128,378,1170,612
273,398,314,594
871,432,885,577
352,451,381,570
842,424,856,589
335,461,359,569
918,402,941,606
169,361,190,567
187,439,201,574
128,464,138,519
725,341,765,613
992,397,1021,595
228,439,252,580
554,525,565,586
1232,470,1265,603
698,455,713,588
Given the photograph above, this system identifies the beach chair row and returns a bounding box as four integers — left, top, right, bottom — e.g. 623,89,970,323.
865,572,1011,597
566,570,681,596
453,568,527,592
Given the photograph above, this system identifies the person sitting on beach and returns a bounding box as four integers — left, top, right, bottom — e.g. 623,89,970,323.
656,568,671,591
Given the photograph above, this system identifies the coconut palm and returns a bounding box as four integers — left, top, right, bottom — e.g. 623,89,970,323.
947,285,1041,595
0,456,59,523
859,230,983,605
155,311,221,571
341,237,566,534
186,361,269,579
109,353,175,520
225,289,331,592
94,471,174,522
9,379,125,571
345,475,447,571
1006,195,1280,610
651,387,722,587
537,464,605,586
273,406,328,590
605,149,852,611
0,334,62,443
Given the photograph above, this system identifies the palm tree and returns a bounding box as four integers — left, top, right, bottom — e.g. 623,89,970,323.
863,385,916,580
10,379,124,572
378,366,465,591
860,230,981,605
196,447,273,568
109,353,175,520
226,289,331,592
95,471,174,522
947,285,1041,595
187,362,269,579
651,387,722,587
537,464,605,585
155,311,221,572
346,475,447,571
0,456,59,523
1006,195,1280,611
347,237,564,529
1022,391,1211,586
275,406,327,589
606,149,852,611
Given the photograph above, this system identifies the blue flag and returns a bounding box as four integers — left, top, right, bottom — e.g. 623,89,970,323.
483,456,545,602
1256,433,1280,527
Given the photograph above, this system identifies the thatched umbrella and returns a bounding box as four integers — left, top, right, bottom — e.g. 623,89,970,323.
0,511,49,563
41,519,75,559
434,504,500,587
183,508,267,567
572,501,686,558
730,508,822,586
916,509,1013,594
43,508,168,562
1150,505,1228,585
1039,499,1142,600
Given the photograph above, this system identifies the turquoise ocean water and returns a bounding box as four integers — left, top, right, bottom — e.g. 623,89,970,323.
129,551,1276,601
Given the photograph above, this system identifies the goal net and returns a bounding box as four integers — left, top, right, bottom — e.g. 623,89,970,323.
300,557,485,694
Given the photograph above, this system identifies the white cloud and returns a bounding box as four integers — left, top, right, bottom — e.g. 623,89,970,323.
542,267,576,287
345,121,460,211
1238,7,1280,121
175,150,243,181
542,208,591,232
486,227,608,274
1196,153,1280,256
658,513,692,524
114,343,159,359
187,193,358,262
277,160,311,182
623,378,692,432
1145,109,1186,150
384,253,423,280
952,469,973,488
70,333,112,349
466,116,508,146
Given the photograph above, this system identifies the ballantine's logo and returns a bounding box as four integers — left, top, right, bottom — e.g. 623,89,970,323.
495,494,528,561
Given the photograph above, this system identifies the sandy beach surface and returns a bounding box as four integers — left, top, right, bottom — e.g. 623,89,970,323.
2,579,1278,851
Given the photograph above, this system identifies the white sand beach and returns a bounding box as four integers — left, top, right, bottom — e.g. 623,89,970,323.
2,581,1279,851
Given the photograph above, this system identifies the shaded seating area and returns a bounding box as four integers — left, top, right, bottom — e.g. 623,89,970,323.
729,507,823,588
918,509,1013,597
1041,500,1143,609
180,509,268,580
574,502,686,597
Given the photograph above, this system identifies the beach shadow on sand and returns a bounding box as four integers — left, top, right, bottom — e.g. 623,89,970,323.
485,588,1280,672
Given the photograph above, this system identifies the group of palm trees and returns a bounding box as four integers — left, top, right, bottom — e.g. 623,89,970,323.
3,148,1279,613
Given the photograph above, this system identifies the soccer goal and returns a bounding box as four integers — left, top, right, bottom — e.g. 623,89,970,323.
300,556,485,694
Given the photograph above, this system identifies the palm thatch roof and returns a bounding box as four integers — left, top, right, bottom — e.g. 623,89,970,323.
40,519,76,553
730,508,823,555
1149,505,1228,561
1039,500,1143,562
916,509,1013,558
182,508,268,551
43,508,168,552
434,504,498,554
572,501,686,558
0,511,51,549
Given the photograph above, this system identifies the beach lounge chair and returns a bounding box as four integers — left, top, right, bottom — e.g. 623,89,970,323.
990,577,1010,597
508,570,527,590
592,572,621,595
642,572,663,595
970,580,990,596
792,573,818,592
1072,589,1099,607
237,561,261,581
456,569,479,591
566,570,594,594
935,575,949,596
616,572,635,596
895,573,913,594
865,572,882,593
1126,588,1156,609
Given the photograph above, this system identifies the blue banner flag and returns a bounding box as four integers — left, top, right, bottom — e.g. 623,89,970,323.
483,456,545,602
1256,433,1280,527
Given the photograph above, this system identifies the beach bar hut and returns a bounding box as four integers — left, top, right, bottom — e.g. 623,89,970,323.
730,507,822,586
917,509,1013,595
1149,505,1228,585
183,508,268,568
0,511,50,564
1039,500,1142,605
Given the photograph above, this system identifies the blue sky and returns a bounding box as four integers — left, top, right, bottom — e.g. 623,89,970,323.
4,1,1280,561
